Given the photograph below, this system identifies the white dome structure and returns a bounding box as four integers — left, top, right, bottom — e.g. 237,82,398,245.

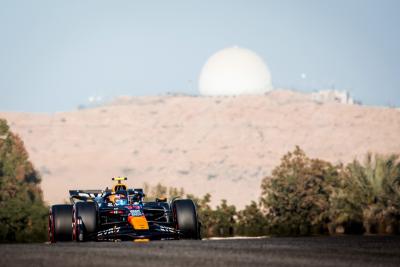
198,47,273,96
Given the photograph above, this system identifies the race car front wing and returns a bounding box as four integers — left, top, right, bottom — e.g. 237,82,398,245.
92,224,181,241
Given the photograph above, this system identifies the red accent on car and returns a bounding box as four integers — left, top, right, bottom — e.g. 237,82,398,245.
108,210,125,215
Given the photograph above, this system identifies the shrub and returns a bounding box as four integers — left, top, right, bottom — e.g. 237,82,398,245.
236,201,267,236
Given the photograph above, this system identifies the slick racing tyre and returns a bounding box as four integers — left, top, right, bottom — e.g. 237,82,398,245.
73,202,98,242
49,204,73,243
173,199,201,239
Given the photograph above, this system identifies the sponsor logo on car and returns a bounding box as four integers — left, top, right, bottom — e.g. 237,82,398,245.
159,226,175,233
129,209,143,217
97,227,121,237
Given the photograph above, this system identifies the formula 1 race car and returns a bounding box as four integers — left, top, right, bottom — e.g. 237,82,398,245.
48,177,201,242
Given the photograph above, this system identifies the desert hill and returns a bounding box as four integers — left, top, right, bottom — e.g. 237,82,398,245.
1,90,400,208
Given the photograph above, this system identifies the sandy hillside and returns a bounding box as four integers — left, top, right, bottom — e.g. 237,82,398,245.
1,90,400,208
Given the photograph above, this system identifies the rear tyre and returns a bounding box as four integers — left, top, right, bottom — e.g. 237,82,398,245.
73,202,98,242
173,199,200,239
49,204,73,243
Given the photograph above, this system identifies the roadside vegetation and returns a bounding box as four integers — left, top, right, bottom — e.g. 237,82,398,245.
261,147,400,236
0,119,48,242
146,147,400,237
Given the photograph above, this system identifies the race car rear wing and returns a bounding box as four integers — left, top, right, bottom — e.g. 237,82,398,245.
69,190,103,203
69,189,145,204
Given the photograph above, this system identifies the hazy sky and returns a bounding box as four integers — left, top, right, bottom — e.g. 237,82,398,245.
0,0,399,112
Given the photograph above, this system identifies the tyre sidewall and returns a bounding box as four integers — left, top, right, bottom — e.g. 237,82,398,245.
73,202,98,241
50,204,73,242
173,199,199,239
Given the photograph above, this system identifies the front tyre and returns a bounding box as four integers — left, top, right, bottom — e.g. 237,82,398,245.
49,204,73,243
173,199,201,239
72,202,98,242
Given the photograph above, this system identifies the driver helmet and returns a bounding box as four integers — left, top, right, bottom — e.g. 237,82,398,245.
114,191,128,206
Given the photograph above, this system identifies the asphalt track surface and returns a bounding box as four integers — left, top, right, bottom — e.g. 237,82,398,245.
1,236,400,267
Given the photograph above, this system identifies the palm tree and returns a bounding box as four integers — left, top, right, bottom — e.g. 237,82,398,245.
336,154,400,234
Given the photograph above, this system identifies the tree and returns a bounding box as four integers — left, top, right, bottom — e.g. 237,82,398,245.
260,146,338,235
0,119,48,242
328,161,368,234
334,154,400,234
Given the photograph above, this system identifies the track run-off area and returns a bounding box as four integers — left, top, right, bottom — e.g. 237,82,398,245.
1,236,400,267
